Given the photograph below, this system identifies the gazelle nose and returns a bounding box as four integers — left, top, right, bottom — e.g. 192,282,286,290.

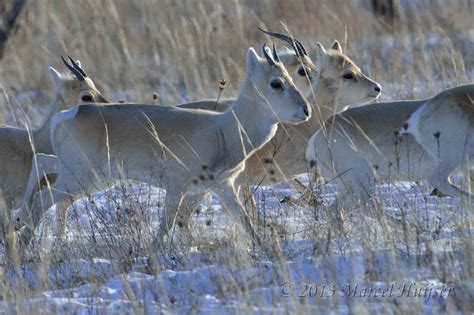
374,85,381,93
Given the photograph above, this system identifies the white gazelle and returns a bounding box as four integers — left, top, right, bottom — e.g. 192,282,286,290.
16,45,310,248
401,84,474,200
305,84,474,211
0,57,108,211
174,30,381,230
17,31,381,237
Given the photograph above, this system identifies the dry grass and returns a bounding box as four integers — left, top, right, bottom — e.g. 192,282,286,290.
0,0,472,122
0,0,472,313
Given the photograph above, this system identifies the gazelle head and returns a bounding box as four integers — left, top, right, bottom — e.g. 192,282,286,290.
315,41,381,108
245,44,310,124
258,28,318,98
48,56,109,109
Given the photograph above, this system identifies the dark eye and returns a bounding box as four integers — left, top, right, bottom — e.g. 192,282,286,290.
270,80,284,90
297,67,307,76
343,72,355,80
81,94,94,102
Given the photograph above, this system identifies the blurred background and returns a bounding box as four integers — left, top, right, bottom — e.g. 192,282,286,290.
0,0,472,124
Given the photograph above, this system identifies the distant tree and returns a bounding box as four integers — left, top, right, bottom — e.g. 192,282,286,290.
0,0,27,58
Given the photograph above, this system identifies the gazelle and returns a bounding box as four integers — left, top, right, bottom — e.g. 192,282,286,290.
401,84,474,200
305,84,473,211
15,45,310,248
237,36,381,188
17,31,317,217
174,31,381,230
0,57,108,211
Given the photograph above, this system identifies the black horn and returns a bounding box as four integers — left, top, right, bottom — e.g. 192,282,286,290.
272,44,280,63
67,55,87,78
258,27,307,57
262,43,275,66
61,55,86,81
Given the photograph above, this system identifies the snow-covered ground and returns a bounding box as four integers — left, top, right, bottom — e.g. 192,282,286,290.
1,175,472,313
0,17,472,314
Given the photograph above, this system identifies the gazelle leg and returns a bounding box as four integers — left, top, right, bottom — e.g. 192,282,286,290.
214,180,263,248
175,192,206,233
15,186,66,248
23,154,59,208
153,184,185,250
429,161,472,199
15,174,88,248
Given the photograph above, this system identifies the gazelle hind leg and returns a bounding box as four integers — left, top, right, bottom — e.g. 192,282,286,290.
462,155,474,194
429,160,472,199
16,186,68,248
18,170,95,248
14,186,61,230
328,165,374,225
54,197,74,238
23,154,59,209
329,178,365,213
453,157,474,206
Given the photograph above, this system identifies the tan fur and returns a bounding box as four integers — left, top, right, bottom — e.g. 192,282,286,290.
401,84,474,200
306,84,474,210
16,48,310,248
242,43,381,186
15,46,317,231
174,42,381,230
179,42,381,187
0,65,107,210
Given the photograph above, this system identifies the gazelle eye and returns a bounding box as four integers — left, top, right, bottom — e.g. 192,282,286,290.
343,72,355,80
297,67,307,76
270,79,284,90
81,94,94,102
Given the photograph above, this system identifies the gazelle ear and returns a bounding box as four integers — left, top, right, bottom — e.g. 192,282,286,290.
331,40,343,53
75,59,82,68
48,66,64,90
316,42,327,55
246,47,260,73
313,42,330,69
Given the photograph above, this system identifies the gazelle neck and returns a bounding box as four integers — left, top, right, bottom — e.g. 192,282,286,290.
301,75,344,136
221,77,279,162
32,93,65,154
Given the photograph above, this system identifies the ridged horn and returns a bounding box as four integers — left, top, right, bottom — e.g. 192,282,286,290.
258,27,307,57
262,43,276,66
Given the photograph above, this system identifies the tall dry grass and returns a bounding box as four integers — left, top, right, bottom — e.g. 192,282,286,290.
0,0,472,313
0,0,472,125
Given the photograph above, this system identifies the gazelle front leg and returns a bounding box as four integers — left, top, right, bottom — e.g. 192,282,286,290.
153,183,186,250
214,180,264,248
175,193,207,232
